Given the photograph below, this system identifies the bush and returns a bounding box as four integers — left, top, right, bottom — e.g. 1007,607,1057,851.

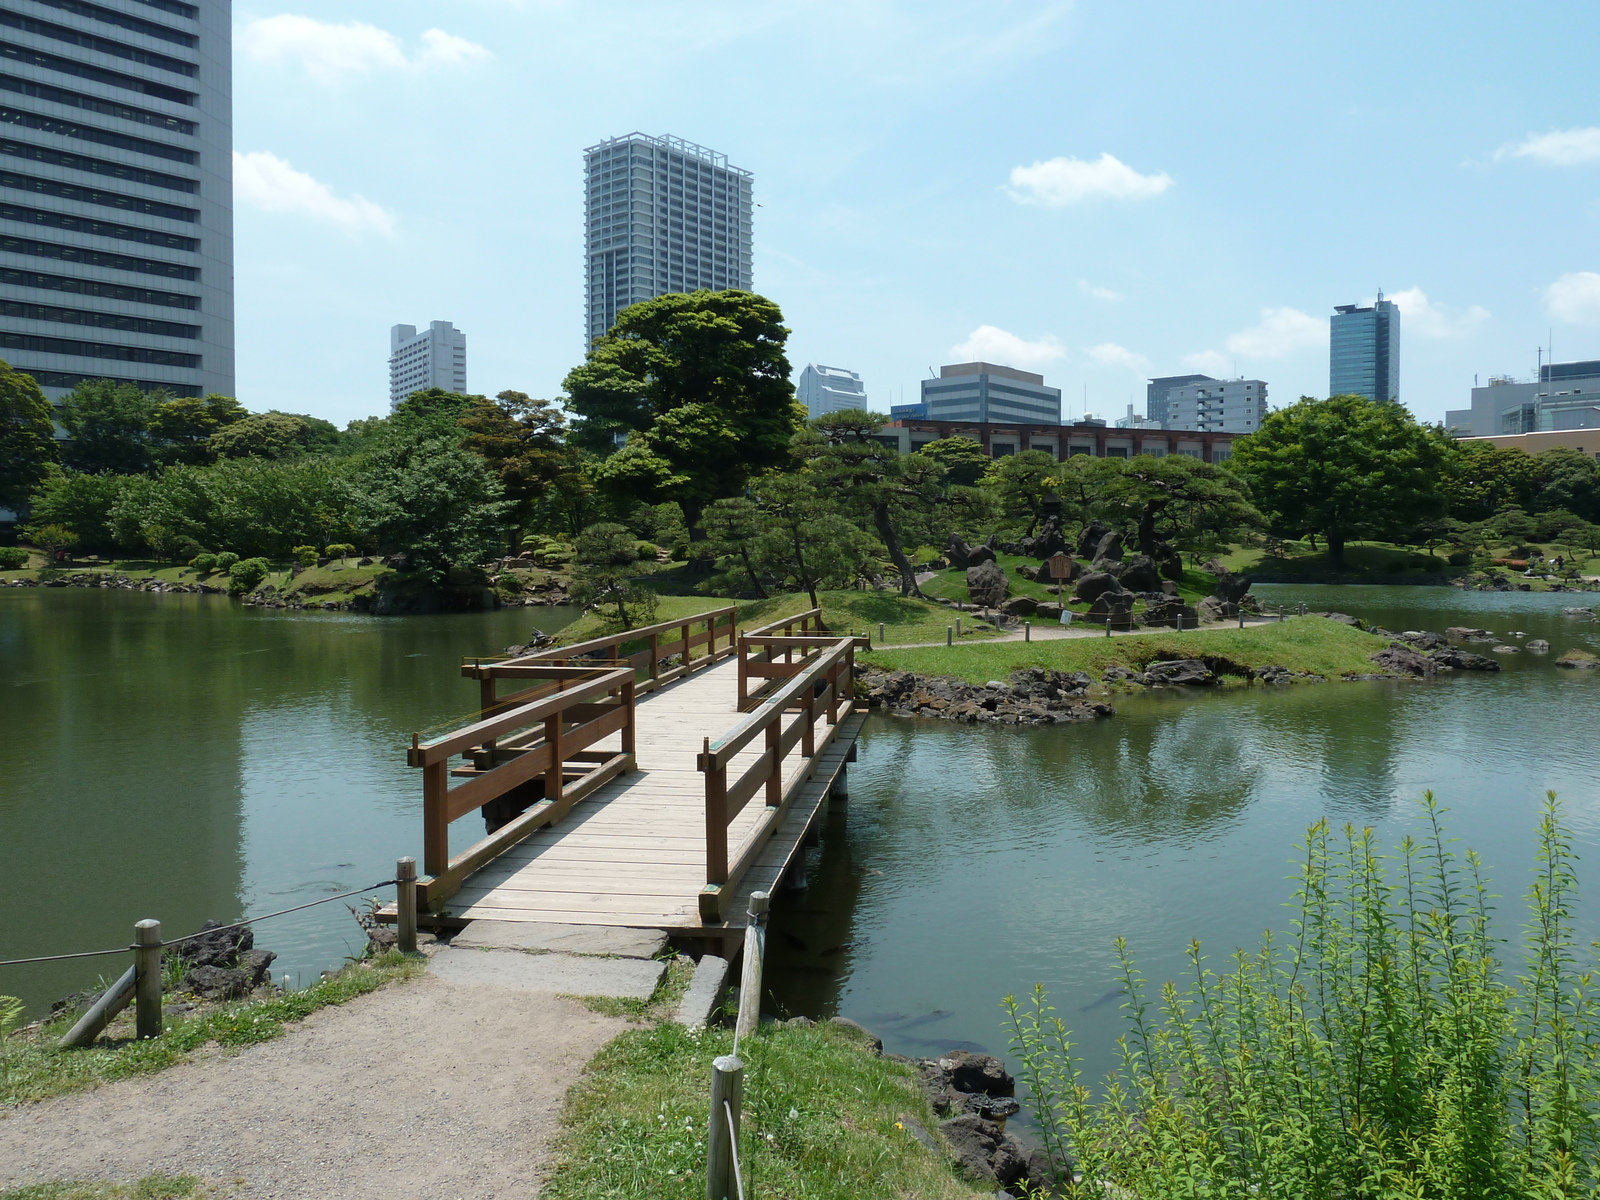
214,550,239,571
227,556,269,593
191,552,218,572
325,542,355,562
0,545,28,569
1447,550,1472,566
291,544,318,567
635,540,660,561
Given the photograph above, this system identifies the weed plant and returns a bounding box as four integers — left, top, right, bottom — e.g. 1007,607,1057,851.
1005,794,1600,1198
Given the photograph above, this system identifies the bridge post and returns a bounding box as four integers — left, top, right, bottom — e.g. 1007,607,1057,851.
621,677,636,760
649,631,659,688
395,856,417,953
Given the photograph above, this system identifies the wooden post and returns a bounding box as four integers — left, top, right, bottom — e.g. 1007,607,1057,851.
1106,618,1112,638
956,617,962,637
737,636,748,707
736,891,769,1043
707,1054,744,1200
422,760,449,877
879,621,885,644
1025,621,1031,642
705,747,729,889
1239,609,1245,629
946,626,953,646
396,857,417,953
649,631,659,687
60,963,137,1048
682,622,692,670
133,919,162,1040
621,677,636,758
764,718,781,808
801,690,815,758
544,708,564,809
479,672,498,758
830,763,849,805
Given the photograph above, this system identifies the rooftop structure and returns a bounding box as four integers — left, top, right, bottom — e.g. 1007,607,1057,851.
1446,359,1600,438
797,363,867,418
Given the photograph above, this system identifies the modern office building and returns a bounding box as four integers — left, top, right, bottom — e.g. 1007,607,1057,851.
0,0,233,405
1446,359,1600,437
1114,404,1162,430
1146,374,1211,426
797,363,866,418
1163,377,1267,433
582,132,752,345
883,415,1238,463
917,362,1061,426
1330,294,1400,401
388,320,465,409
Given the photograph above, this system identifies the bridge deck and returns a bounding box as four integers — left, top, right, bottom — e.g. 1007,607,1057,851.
430,657,861,933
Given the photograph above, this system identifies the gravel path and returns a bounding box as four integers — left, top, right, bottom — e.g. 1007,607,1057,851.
0,968,627,1198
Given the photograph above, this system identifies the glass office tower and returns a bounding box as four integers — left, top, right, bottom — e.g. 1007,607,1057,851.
1330,294,1400,402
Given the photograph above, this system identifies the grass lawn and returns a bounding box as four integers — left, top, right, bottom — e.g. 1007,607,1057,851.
540,1020,985,1200
0,952,423,1107
0,1178,210,1200
270,562,390,606
863,616,1391,682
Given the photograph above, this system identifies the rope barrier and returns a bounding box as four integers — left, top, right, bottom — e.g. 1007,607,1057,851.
0,878,399,968
724,1099,746,1200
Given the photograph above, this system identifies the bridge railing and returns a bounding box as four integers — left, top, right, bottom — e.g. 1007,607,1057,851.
697,634,857,923
408,664,636,906
737,607,871,710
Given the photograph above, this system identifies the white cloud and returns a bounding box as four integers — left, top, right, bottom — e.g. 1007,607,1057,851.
1224,307,1325,358
1182,350,1229,375
233,151,396,235
1546,272,1600,324
950,325,1066,371
1086,342,1150,374
239,16,489,84
1380,287,1489,338
1495,127,1600,167
1005,153,1172,206
1078,279,1122,302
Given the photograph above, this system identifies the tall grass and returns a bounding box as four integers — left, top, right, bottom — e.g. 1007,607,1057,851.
1005,794,1600,1198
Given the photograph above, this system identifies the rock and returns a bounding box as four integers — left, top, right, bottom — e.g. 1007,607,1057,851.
1086,591,1136,627
999,595,1037,617
1370,645,1438,677
1072,571,1124,604
938,1050,1015,1096
1143,596,1199,628
1196,595,1236,623
185,964,253,1000
966,544,997,567
1200,557,1229,575
1562,606,1597,616
1446,626,1497,642
1028,516,1071,561
1034,601,1064,619
1144,659,1218,686
966,560,1009,608
938,1115,1013,1186
960,1093,1022,1121
1315,611,1364,628
1396,630,1447,650
241,948,277,986
366,927,399,954
1014,564,1041,582
1076,519,1112,559
1526,639,1550,652
1556,650,1600,669
1117,554,1162,593
783,1015,815,1028
828,1016,882,1053
1252,664,1292,683
1430,647,1502,671
1213,572,1252,604
174,919,253,969
1090,531,1125,571
1102,665,1142,683
1491,644,1520,654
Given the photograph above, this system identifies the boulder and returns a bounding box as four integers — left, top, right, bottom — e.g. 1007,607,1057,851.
999,595,1037,617
1034,601,1064,619
965,544,997,567
1491,644,1520,654
1102,664,1143,683
1526,639,1550,652
1196,596,1235,623
1556,649,1600,669
185,965,253,1001
1213,573,1253,604
1086,591,1136,628
1144,597,1200,627
1315,611,1364,628
1072,571,1124,604
1090,531,1125,571
1014,564,1041,582
1144,659,1218,687
1446,626,1497,642
939,1050,1015,1096
1252,664,1293,683
1396,630,1447,650
966,560,1009,608
1430,647,1502,671
1076,519,1112,559
936,1115,1030,1189
944,535,977,569
1370,645,1438,677
828,1016,883,1053
1029,516,1070,560
1200,557,1229,575
175,919,253,969
1118,554,1163,593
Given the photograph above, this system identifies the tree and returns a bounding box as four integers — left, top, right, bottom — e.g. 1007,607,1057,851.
982,450,1061,536
563,290,804,526
149,393,246,465
569,522,657,630
1230,395,1456,567
751,474,874,608
1445,442,1541,521
28,522,78,559
919,436,991,487
0,358,58,512
26,466,122,551
1097,454,1261,567
1533,447,1600,523
458,390,579,536
1493,507,1539,553
700,496,766,596
209,411,314,460
57,379,160,474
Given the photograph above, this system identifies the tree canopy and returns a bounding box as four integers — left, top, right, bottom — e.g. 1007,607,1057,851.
0,359,57,511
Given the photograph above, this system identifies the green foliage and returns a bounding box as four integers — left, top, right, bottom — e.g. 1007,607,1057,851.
981,449,1061,532
291,544,318,566
26,467,122,551
325,542,355,562
226,556,269,593
700,495,767,596
0,1174,209,1199
0,545,27,568
190,552,217,572
1231,395,1457,565
213,551,239,571
148,393,245,466
28,523,78,555
57,380,160,475
1007,795,1600,1199
569,521,658,629
207,410,313,460
564,289,803,523
751,473,876,608
0,359,59,511
919,435,992,487
458,390,579,533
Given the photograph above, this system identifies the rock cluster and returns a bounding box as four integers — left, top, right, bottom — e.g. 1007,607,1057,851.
966,559,1010,608
173,920,277,1001
2,572,225,594
915,1051,1057,1192
859,666,1114,725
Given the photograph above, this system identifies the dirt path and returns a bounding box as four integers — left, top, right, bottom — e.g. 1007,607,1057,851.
0,967,627,1198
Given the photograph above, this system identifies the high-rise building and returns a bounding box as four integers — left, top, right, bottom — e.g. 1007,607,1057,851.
1163,378,1268,433
919,362,1061,425
797,363,866,418
1446,359,1600,437
1330,294,1400,401
1146,374,1212,426
0,0,233,406
582,133,752,345
389,321,465,409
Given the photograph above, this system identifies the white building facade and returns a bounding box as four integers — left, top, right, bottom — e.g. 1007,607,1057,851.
797,363,866,417
582,132,753,344
1162,378,1267,433
0,0,234,405
389,320,465,409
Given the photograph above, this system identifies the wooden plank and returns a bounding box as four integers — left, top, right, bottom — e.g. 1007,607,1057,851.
412,668,631,765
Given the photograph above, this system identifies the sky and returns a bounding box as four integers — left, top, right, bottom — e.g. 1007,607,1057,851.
231,1,1600,429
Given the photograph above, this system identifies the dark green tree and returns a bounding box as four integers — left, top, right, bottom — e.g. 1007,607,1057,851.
569,521,657,630
1098,454,1261,566
26,466,121,551
458,390,579,537
699,496,766,596
563,290,803,526
209,411,314,460
1230,395,1456,567
751,474,874,608
1532,447,1600,523
919,436,992,487
0,358,58,512
57,380,163,475
149,393,246,465
981,449,1061,536
1446,442,1543,521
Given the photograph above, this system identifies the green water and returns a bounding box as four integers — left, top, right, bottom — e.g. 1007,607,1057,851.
765,585,1600,1082
0,589,574,1015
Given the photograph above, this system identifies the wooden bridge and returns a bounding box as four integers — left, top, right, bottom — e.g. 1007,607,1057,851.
394,607,866,943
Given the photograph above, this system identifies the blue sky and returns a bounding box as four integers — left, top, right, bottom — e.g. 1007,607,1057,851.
232,1,1600,428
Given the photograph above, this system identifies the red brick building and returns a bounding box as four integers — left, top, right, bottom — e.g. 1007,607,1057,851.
881,419,1240,463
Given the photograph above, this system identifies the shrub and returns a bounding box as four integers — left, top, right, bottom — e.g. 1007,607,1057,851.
0,545,28,569
214,550,239,571
325,542,355,562
28,523,79,557
227,556,269,593
291,544,318,567
1006,795,1600,1198
635,540,660,561
191,552,218,572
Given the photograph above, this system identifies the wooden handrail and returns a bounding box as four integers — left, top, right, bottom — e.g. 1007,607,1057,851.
410,668,631,766
742,607,827,639
504,606,737,667
706,640,854,770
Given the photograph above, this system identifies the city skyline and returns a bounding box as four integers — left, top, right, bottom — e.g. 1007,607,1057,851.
223,3,1600,428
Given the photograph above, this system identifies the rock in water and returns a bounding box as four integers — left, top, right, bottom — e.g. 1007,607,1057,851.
966,560,1009,608
1144,659,1218,686
1396,630,1447,650
1526,639,1550,652
1555,650,1599,669
1430,647,1502,671
1370,645,1438,676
